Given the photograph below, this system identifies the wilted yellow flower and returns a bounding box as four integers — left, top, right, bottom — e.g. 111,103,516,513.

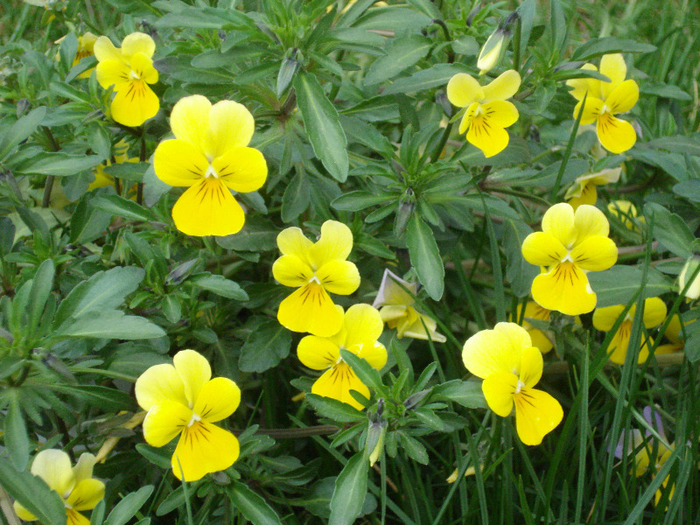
372,269,446,343
462,322,563,445
522,203,618,316
592,297,667,364
95,32,159,127
13,450,105,525
564,167,622,210
678,257,700,300
566,54,639,153
153,95,267,236
298,304,386,410
135,349,241,481
272,220,360,337
447,70,521,157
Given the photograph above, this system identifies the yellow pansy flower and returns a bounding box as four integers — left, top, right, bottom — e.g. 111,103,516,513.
272,220,360,337
462,322,563,445
592,297,667,364
607,200,644,232
95,32,159,127
446,69,521,157
56,32,98,79
297,304,386,410
566,53,639,154
522,203,618,316
514,301,554,354
135,349,241,481
372,269,446,343
153,95,267,237
13,449,105,525
564,167,622,210
89,139,139,191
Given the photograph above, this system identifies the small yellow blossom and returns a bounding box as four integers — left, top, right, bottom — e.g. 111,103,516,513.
592,297,667,364
564,167,622,210
372,269,446,343
566,54,639,153
56,32,98,78
607,200,644,232
447,70,521,157
153,95,267,236
297,304,386,410
655,314,692,356
514,301,554,354
272,220,360,337
462,322,563,445
95,32,159,127
13,449,105,525
678,257,700,300
522,203,618,316
89,139,139,192
135,349,241,481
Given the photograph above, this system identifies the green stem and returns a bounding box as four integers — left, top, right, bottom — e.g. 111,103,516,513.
513,15,522,72
549,90,586,201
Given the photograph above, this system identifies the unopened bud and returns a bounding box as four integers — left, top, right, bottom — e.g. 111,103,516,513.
679,257,700,300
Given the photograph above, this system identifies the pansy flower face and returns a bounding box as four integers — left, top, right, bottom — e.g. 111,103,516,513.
522,203,618,316
566,53,639,153
447,70,521,158
95,32,159,127
153,95,267,237
564,167,622,210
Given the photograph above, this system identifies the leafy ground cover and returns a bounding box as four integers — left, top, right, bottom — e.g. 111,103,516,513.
0,0,699,524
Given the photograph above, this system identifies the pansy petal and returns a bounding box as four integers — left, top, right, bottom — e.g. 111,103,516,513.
542,203,576,247
642,297,667,329
519,345,543,389
574,96,605,126
379,305,408,324
571,236,618,271
173,349,211,407
312,362,369,410
142,399,190,447
597,113,636,154
13,501,38,521
402,310,447,343
129,53,158,84
463,325,523,379
373,269,417,307
194,377,240,423
458,103,478,135
467,115,510,158
599,53,627,99
592,304,626,332
95,59,130,91
663,314,682,344
135,363,187,411
277,283,344,337
72,453,96,484
277,226,313,259
317,260,361,295
93,36,120,62
606,321,632,364
573,203,610,240
521,232,568,266
606,79,639,115
481,100,519,128
343,304,384,347
214,146,267,193
514,388,563,445
528,328,554,354
67,509,90,525
309,220,354,268
298,334,340,370
353,341,387,370
110,81,159,127
172,421,239,481
567,181,597,210
171,178,245,236
494,322,532,352
153,139,208,187
531,262,597,316
447,73,483,107
170,95,211,151
207,100,255,156
565,64,600,100
482,371,517,417
482,69,521,101
66,479,105,511
31,449,75,496
121,32,155,59
272,255,313,287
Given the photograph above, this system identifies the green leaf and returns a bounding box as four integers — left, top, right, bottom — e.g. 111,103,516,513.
17,152,104,176
503,220,538,298
0,106,46,161
683,319,700,362
641,82,692,101
281,169,311,222
294,71,349,182
155,6,256,30
571,37,657,61
588,266,673,307
383,63,466,95
0,457,67,525
648,136,700,156
364,34,432,86
0,216,15,254
70,195,112,243
190,274,249,301
56,311,166,340
406,214,444,300
340,349,384,394
216,217,278,252
338,115,394,157
672,180,700,203
229,480,283,525
433,379,487,409
136,443,172,469
27,259,55,333
305,394,366,423
104,485,154,525
50,385,135,411
332,191,395,212
92,194,156,223
644,202,695,258
5,391,30,470
329,452,369,525
238,318,292,373
397,431,429,464
103,161,150,182
548,0,567,57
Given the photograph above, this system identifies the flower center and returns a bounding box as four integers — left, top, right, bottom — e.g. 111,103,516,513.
204,164,219,179
560,252,574,263
514,379,525,395
187,413,202,427
129,69,141,80
308,275,321,285
600,103,611,115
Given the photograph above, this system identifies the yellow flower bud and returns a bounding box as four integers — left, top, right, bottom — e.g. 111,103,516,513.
679,257,700,300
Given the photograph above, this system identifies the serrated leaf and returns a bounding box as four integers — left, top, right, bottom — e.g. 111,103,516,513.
305,394,366,423
0,458,66,525
588,266,673,307
238,318,291,373
406,214,444,300
190,274,249,301
104,485,154,525
329,452,369,525
294,71,349,182
229,480,283,525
